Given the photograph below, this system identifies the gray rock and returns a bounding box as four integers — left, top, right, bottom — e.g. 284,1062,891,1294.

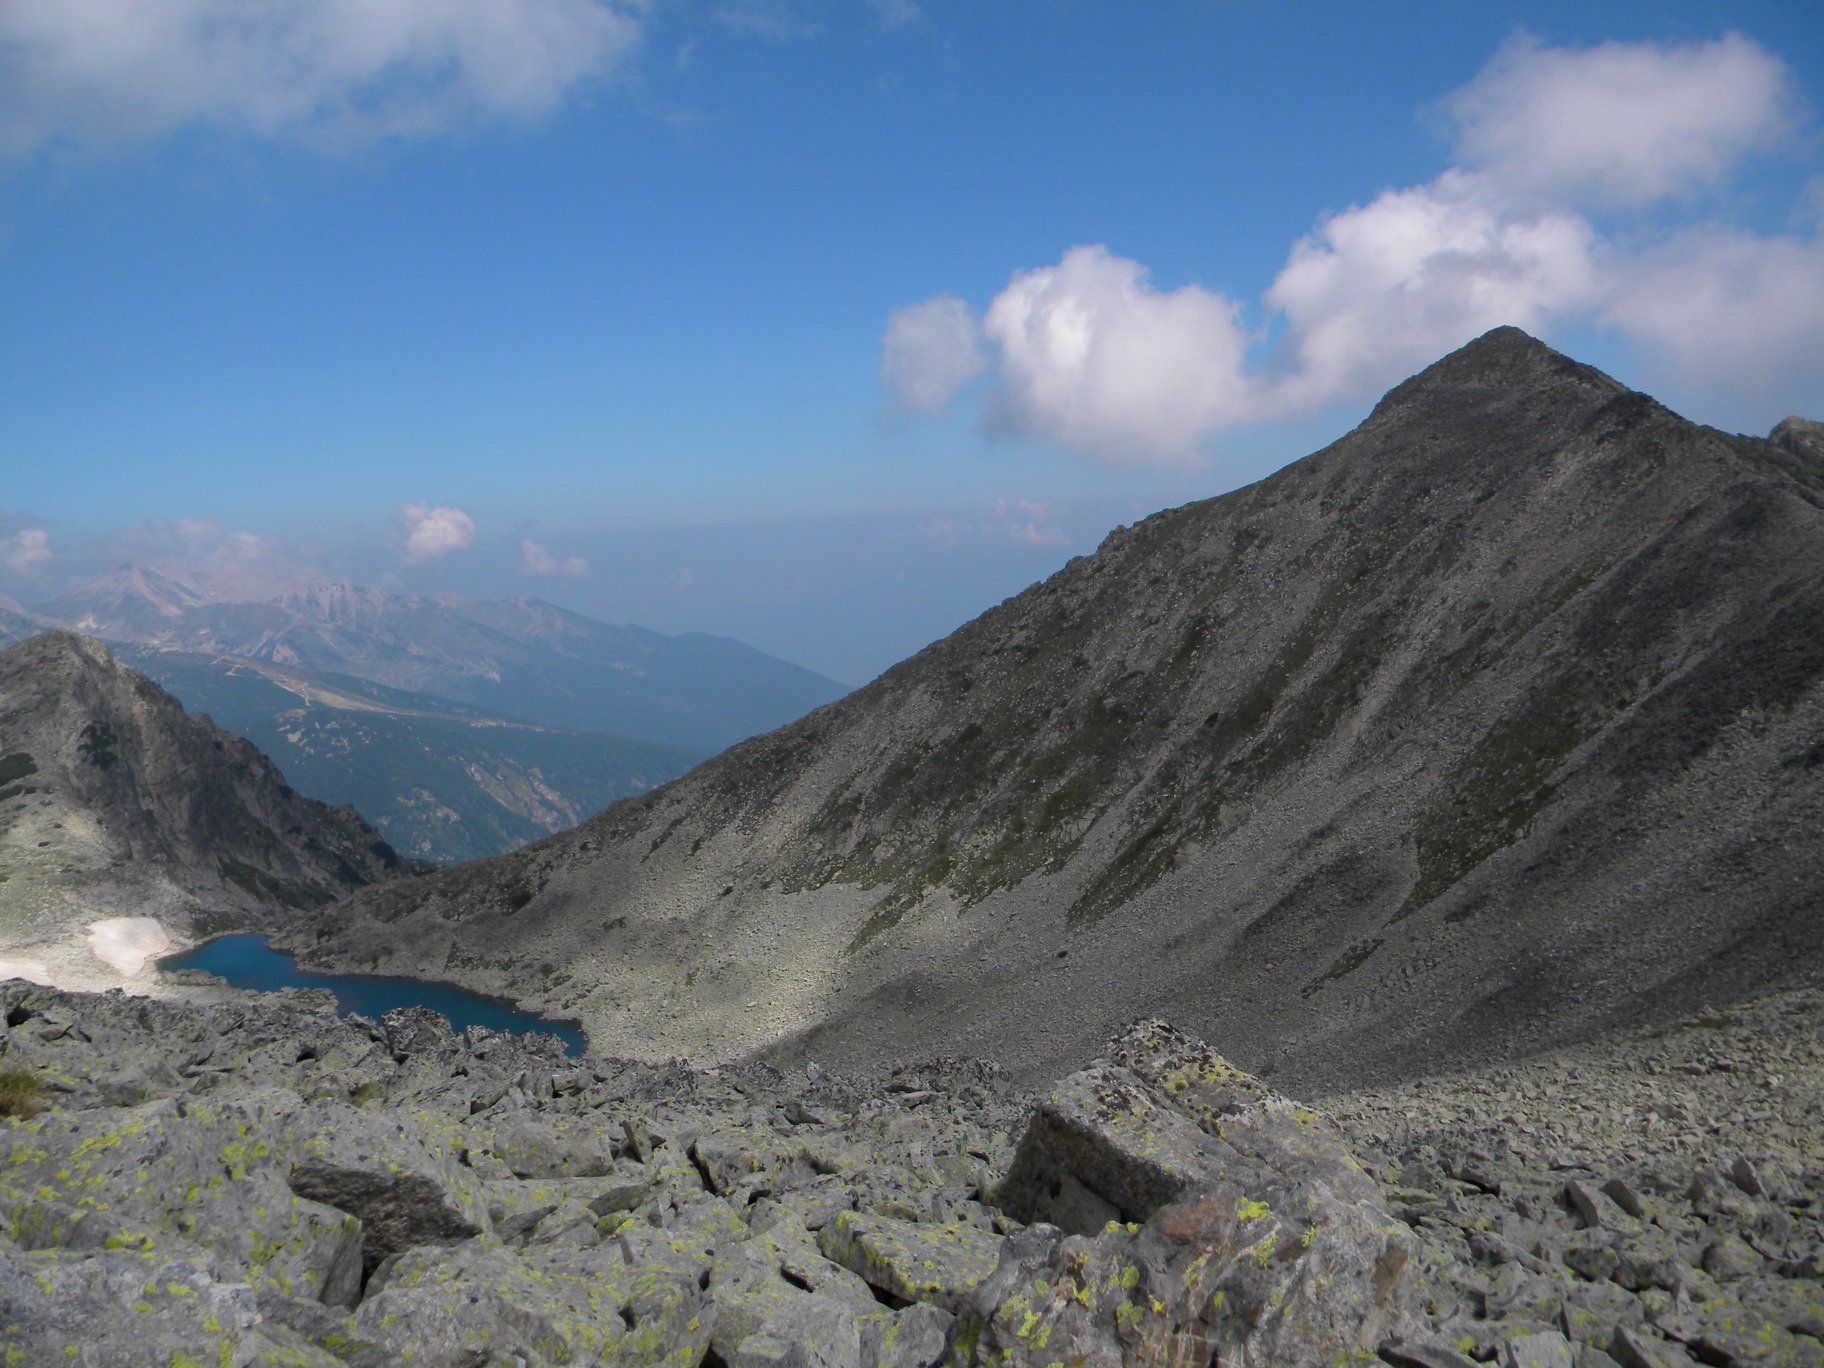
1609,1325,1688,1368
1381,1340,1484,1368
818,1209,1002,1316
1504,1330,1576,1368
964,1022,1417,1367
285,1099,488,1274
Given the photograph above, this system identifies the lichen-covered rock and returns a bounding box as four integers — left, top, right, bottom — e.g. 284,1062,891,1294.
285,1099,489,1274
1,982,1819,1367
706,1211,881,1365
967,1021,1414,1367
0,1088,365,1304
818,1209,1004,1316
0,1236,343,1366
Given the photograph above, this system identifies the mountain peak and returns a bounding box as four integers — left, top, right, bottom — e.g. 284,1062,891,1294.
1770,415,1824,463
1365,325,1627,427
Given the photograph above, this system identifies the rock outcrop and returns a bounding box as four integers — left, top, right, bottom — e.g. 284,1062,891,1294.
0,631,409,984
285,329,1824,1093
1,980,1819,1366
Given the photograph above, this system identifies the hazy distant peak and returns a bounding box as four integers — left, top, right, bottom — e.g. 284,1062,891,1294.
32,564,214,629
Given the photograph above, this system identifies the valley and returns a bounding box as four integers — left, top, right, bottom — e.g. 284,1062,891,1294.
1,329,1819,1368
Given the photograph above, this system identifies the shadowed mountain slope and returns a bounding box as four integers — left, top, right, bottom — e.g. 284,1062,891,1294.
0,632,409,982
289,329,1824,1092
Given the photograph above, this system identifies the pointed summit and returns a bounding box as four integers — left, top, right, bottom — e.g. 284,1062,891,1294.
1361,325,1630,435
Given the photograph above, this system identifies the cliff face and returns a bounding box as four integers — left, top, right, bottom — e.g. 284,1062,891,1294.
295,329,1824,1091
0,631,409,981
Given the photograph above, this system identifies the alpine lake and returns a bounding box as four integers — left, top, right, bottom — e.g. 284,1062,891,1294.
160,934,586,1057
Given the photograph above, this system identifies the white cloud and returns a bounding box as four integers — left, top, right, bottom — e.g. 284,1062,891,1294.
0,0,641,155
980,245,1255,465
884,33,1816,464
1262,170,1603,410
401,502,475,562
881,295,987,414
522,539,587,576
919,499,1069,549
2,528,52,574
1449,32,1797,209
1603,226,1824,392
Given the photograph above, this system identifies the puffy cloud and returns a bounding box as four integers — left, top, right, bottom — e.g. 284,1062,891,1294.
884,32,1815,464
980,246,1255,465
522,539,588,576
881,295,987,414
1262,171,1603,410
2,527,51,574
0,0,641,155
400,502,475,562
1448,32,1797,209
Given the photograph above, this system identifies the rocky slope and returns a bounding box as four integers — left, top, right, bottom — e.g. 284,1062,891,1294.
0,978,1816,1366
34,570,849,753
0,631,409,986
283,328,1824,1092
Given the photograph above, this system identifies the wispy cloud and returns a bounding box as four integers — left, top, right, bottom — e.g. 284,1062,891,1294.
522,538,588,577
400,502,476,562
883,33,1819,464
0,0,642,156
920,499,1070,549
1,527,51,574
881,295,988,415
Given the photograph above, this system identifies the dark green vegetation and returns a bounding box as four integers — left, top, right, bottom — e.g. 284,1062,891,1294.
0,1067,40,1119
119,649,703,864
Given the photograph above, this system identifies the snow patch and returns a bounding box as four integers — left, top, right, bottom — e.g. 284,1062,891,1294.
86,918,171,977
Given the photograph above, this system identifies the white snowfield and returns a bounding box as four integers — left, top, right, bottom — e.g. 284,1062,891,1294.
85,917,171,977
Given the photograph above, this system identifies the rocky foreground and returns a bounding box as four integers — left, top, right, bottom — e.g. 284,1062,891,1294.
0,980,1818,1367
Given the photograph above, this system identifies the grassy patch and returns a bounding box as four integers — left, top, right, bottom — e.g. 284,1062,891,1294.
0,1068,42,1119
0,753,36,786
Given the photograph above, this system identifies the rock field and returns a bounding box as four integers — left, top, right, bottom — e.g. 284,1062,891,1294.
0,977,1818,1367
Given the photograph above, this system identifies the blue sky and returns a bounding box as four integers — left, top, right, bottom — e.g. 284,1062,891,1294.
2,1,1821,682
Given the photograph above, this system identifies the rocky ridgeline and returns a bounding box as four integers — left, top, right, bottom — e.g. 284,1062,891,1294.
0,982,1818,1367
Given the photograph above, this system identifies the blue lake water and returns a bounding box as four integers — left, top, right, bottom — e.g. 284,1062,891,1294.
160,934,586,1057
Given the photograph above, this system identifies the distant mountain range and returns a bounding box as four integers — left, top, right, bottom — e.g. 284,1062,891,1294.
287,328,1824,1093
2,572,846,862
113,649,703,865
27,569,847,753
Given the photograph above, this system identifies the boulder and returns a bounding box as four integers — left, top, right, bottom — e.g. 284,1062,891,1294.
818,1210,1004,1316
285,1100,489,1274
967,1020,1416,1367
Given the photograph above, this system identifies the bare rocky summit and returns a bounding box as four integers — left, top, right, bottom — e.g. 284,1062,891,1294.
0,631,409,984
0,980,1817,1366
287,328,1824,1093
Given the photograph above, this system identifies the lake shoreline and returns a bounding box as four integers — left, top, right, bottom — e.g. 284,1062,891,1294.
159,932,588,1057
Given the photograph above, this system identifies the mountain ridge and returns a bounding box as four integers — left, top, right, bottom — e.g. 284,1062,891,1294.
274,327,1824,1093
0,630,409,986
